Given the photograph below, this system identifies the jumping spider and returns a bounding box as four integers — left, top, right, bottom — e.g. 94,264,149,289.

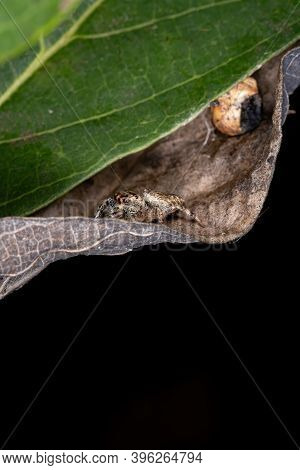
95,189,203,225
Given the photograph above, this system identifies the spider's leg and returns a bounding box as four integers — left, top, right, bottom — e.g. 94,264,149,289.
180,208,204,227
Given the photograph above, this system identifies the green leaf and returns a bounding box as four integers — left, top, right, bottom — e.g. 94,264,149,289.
0,0,300,216
0,0,79,65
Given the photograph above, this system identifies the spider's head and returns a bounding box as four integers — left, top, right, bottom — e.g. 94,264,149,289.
95,197,118,218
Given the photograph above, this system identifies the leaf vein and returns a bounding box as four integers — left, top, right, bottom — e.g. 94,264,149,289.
73,0,241,40
0,26,295,147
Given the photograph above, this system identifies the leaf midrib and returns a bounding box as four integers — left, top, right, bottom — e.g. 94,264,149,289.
0,0,240,110
2,23,298,147
0,0,106,108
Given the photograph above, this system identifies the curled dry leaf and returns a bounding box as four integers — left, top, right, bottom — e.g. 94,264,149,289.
1,46,300,299
0,218,193,299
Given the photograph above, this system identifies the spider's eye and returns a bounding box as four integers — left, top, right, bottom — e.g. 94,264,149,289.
106,198,115,207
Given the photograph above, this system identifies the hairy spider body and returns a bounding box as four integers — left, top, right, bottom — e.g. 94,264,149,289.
95,189,202,226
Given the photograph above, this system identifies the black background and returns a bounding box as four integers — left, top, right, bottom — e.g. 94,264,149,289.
0,90,299,450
